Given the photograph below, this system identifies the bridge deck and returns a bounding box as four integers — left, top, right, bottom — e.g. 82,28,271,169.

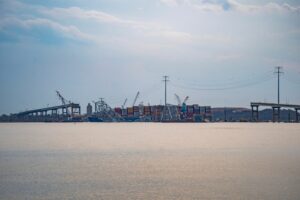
251,102,300,109
17,103,80,116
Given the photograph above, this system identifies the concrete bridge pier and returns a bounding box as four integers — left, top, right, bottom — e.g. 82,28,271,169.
251,105,259,122
71,106,81,116
62,107,68,116
272,106,280,122
296,108,300,122
51,109,58,115
251,102,300,123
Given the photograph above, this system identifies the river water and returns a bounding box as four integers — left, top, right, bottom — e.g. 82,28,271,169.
0,123,299,199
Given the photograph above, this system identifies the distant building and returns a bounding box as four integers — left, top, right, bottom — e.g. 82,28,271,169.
87,103,92,116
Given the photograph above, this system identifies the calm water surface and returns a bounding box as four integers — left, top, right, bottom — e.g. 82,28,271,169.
0,123,299,199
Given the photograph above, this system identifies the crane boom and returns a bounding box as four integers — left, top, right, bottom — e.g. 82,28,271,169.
56,90,71,115
56,91,67,105
174,94,181,106
183,96,189,104
132,91,140,106
122,98,127,109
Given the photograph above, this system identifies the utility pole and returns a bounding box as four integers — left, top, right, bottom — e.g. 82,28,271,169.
162,76,169,106
274,66,284,104
162,76,170,121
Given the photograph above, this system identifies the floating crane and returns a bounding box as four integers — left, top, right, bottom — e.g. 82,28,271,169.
56,90,71,115
56,91,68,105
174,94,189,118
132,91,140,106
174,93,189,106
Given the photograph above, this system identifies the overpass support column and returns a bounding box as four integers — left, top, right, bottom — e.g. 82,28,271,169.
51,109,58,116
251,105,259,122
272,106,280,122
62,107,67,116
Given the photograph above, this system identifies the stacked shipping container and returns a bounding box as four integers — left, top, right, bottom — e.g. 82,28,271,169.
113,104,211,122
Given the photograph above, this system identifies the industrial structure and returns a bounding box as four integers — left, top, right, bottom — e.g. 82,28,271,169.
85,90,212,122
251,102,300,122
250,67,300,123
88,98,125,122
1,68,299,123
86,103,93,116
8,91,81,122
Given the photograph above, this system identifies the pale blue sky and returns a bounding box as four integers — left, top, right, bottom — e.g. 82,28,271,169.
0,0,300,114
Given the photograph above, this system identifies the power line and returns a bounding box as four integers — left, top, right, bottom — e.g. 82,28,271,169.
282,72,300,85
173,70,274,88
282,77,300,85
170,76,274,91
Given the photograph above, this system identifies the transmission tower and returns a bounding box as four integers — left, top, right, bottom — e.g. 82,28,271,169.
161,76,173,121
163,76,169,106
274,66,284,104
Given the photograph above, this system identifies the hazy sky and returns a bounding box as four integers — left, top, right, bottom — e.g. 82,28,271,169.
0,0,300,114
